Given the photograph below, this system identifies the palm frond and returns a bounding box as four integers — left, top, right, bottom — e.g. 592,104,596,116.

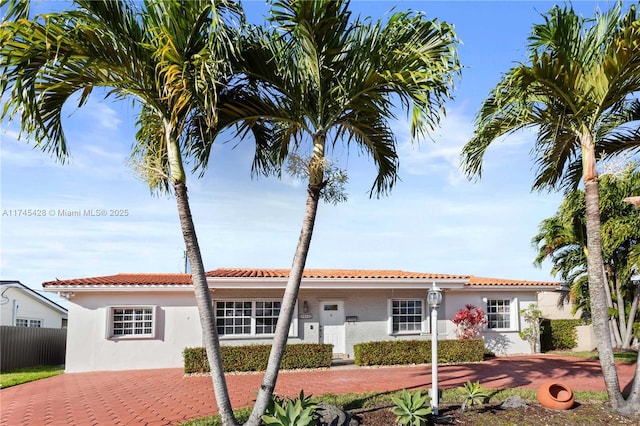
1,0,30,21
461,1,640,192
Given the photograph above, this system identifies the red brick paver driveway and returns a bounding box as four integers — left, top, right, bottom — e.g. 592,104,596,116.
1,355,636,426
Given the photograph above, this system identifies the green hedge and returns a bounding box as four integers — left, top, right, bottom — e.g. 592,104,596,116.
540,319,582,351
183,343,333,374
353,339,484,366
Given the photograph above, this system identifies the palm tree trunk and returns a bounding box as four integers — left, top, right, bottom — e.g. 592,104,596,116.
601,264,622,347
581,134,625,409
621,287,640,349
245,184,322,426
615,276,627,348
617,352,640,412
174,181,238,426
584,179,625,409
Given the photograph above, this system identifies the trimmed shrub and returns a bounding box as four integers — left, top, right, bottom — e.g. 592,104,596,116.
353,339,483,366
280,343,333,370
183,343,333,374
540,319,582,351
438,339,484,363
184,346,210,374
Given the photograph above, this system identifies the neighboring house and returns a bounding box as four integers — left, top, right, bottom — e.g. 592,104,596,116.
1,280,68,328
43,268,574,373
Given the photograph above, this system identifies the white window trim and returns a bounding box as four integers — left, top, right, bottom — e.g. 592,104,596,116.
387,298,428,336
483,297,518,332
106,305,157,340
214,299,298,339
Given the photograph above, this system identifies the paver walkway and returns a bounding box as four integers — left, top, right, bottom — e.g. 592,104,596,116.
0,355,636,426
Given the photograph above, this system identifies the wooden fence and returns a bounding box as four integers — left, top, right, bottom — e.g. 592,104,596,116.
1,326,67,372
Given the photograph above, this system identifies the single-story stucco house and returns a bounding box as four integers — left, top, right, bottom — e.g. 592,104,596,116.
1,280,68,328
43,268,579,373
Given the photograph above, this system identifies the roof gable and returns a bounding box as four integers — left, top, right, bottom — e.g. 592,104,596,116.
1,280,68,313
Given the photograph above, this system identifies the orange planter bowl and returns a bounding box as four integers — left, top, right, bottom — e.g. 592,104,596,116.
537,382,575,410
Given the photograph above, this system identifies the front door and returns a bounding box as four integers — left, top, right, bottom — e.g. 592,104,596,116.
320,301,345,354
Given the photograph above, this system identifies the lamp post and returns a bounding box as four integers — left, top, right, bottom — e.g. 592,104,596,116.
427,282,442,415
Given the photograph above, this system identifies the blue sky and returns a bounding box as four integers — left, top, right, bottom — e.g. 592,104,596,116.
1,1,629,302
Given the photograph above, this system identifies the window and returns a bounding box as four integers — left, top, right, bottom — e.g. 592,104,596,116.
215,300,296,337
16,318,41,328
216,301,252,335
390,299,424,334
255,301,280,334
486,299,511,329
108,306,156,338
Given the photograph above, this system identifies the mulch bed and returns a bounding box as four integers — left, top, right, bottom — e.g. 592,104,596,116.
354,402,640,425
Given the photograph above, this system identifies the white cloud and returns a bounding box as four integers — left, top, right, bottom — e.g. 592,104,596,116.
4,0,597,295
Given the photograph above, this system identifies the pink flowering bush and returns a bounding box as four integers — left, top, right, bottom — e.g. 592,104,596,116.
452,304,488,339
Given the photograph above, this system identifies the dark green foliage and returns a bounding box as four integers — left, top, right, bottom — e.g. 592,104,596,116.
438,339,484,363
540,319,582,351
353,339,484,366
183,344,333,374
280,344,333,370
183,347,210,374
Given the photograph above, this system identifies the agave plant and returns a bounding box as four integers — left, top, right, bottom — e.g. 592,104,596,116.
261,390,317,426
390,389,433,426
459,380,489,412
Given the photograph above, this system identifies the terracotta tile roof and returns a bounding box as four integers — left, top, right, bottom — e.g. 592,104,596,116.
42,269,559,288
468,276,559,287
42,273,192,287
205,268,467,279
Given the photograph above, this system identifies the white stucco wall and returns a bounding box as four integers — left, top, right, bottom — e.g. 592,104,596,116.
309,288,433,357
65,292,203,373
443,290,539,355
0,287,67,328
537,291,579,320
64,287,546,372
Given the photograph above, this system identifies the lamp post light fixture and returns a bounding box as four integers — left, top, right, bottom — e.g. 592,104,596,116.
427,282,442,415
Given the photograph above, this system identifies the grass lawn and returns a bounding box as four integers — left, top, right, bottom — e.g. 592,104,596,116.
549,349,638,363
0,365,64,388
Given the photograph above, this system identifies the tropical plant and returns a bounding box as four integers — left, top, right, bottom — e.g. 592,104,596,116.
261,391,318,426
533,166,640,349
532,192,591,318
451,304,488,339
214,1,460,423
391,389,433,426
460,2,640,414
458,380,489,412
0,1,259,424
519,303,543,354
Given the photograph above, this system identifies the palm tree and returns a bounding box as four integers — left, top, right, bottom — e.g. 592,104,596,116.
214,1,460,423
461,2,640,413
0,1,251,423
533,167,640,347
532,203,591,316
